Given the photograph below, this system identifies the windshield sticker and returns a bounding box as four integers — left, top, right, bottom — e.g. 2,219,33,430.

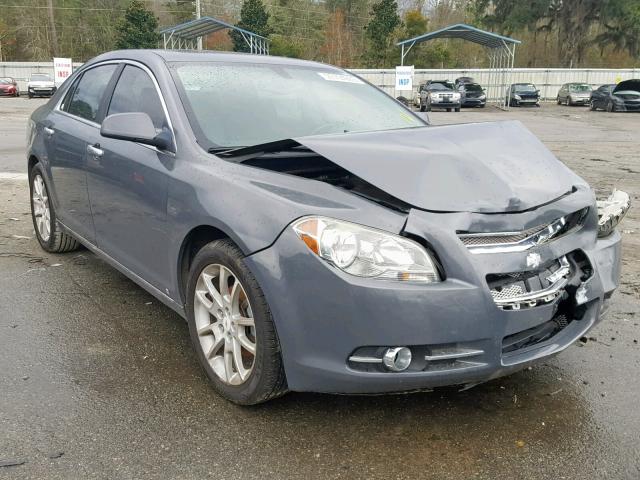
317,72,364,84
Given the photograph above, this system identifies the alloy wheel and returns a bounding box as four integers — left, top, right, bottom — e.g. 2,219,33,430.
193,264,256,385
32,174,51,242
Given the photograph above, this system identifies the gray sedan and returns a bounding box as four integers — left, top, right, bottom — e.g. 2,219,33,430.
27,50,628,404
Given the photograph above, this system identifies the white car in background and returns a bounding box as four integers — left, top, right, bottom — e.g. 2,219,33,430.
27,73,57,98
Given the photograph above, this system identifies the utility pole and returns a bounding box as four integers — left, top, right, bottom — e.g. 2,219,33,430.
195,0,202,50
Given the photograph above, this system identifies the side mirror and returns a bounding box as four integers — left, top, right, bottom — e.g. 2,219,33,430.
101,112,173,151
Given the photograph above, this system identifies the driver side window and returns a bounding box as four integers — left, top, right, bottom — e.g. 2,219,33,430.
107,65,167,130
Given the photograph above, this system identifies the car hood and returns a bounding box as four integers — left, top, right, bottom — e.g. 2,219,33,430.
295,121,585,213
613,79,640,94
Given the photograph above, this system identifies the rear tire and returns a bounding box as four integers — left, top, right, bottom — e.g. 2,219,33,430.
185,239,288,405
29,163,81,253
557,96,561,105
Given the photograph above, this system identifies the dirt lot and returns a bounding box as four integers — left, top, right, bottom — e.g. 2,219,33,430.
1,98,639,479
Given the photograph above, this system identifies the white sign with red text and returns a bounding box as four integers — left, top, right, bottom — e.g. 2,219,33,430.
53,58,73,86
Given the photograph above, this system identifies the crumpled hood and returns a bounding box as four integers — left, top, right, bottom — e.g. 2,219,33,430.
295,121,586,213
613,79,640,94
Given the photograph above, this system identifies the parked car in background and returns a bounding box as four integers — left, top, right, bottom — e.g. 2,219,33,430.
590,80,640,112
454,76,475,86
507,83,540,107
589,84,615,111
0,78,19,97
557,83,592,106
457,82,486,108
27,73,56,98
418,80,461,112
27,50,628,405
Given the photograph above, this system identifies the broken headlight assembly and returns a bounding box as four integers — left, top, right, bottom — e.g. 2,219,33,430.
292,216,441,283
597,189,631,238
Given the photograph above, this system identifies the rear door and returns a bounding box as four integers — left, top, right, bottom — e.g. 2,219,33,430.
46,64,119,243
86,63,174,291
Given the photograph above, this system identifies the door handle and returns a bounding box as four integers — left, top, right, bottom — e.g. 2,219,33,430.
86,144,104,157
44,127,55,136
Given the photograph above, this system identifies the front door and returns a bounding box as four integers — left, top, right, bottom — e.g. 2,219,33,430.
86,64,174,292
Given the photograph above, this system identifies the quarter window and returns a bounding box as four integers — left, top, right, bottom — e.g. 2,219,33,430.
66,64,117,122
108,65,167,130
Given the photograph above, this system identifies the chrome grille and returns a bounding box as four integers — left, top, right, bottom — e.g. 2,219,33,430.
458,208,588,254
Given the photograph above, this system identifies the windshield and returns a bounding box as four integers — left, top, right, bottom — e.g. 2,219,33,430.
171,62,424,149
31,74,52,82
428,82,453,91
569,84,591,92
514,84,536,93
0,79,9,84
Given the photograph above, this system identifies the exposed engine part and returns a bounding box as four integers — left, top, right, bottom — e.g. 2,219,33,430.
489,256,571,310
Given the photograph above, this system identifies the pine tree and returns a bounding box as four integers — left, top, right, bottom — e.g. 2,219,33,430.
364,0,402,67
115,0,159,50
231,0,271,53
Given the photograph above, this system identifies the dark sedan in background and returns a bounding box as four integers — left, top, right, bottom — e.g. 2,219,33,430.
590,80,640,112
0,77,19,97
507,83,541,107
457,82,486,108
26,50,628,405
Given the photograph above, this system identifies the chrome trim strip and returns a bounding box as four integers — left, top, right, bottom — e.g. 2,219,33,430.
459,212,585,254
424,348,484,361
348,355,383,364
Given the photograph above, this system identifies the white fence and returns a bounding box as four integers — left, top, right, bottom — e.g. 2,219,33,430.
1,61,638,101
351,67,640,101
0,62,83,92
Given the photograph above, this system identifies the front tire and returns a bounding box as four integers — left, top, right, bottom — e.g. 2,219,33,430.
590,100,597,111
607,101,616,112
454,107,460,112
186,239,287,405
29,163,80,253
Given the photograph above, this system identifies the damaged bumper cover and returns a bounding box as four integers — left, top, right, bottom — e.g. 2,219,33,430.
245,187,622,394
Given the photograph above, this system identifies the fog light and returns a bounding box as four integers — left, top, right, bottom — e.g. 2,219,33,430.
382,347,412,372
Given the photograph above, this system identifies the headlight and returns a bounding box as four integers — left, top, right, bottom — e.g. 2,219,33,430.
479,94,486,100
452,93,461,100
597,190,631,238
429,93,438,100
514,94,522,100
292,217,441,283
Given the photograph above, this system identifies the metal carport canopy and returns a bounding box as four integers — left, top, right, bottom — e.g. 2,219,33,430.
397,23,520,53
159,16,270,54
397,23,521,109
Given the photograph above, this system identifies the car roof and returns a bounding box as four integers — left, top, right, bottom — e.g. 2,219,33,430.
85,49,337,70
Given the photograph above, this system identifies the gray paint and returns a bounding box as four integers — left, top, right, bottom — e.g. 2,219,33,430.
27,50,622,394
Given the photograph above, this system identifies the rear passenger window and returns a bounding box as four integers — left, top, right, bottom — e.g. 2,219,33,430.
67,65,117,122
108,65,167,130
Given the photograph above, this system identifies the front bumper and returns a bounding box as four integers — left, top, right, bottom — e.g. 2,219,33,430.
28,87,56,96
462,98,486,107
245,193,621,394
571,96,590,105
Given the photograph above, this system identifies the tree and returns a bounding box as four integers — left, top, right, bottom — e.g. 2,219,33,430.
231,0,271,53
320,9,353,66
364,0,402,67
115,0,159,49
472,0,640,67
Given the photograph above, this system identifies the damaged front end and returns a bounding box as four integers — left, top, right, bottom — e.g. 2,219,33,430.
226,121,628,393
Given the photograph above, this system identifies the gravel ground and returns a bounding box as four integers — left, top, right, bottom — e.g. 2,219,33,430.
0,98,639,479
